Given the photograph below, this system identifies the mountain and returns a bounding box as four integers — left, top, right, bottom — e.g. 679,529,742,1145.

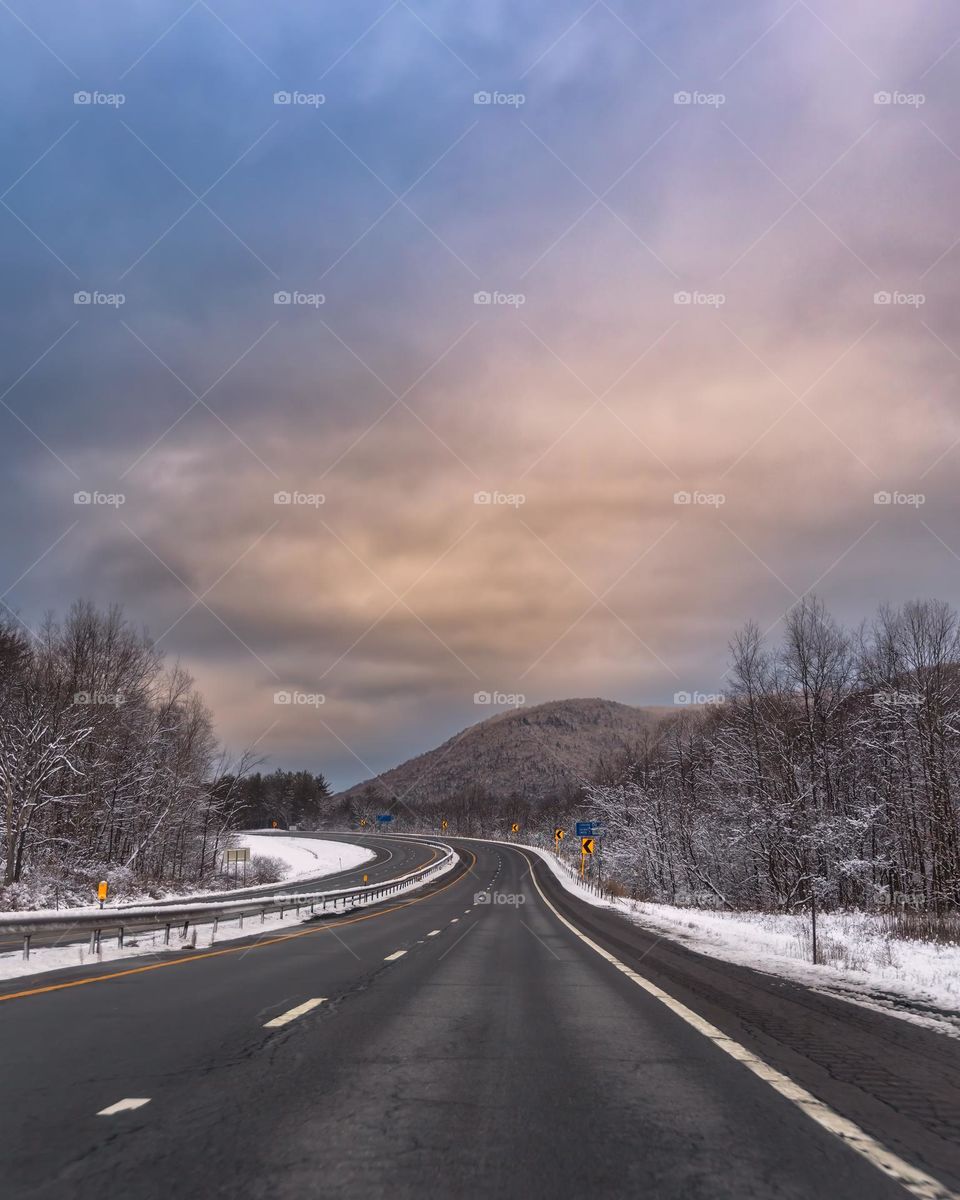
335,698,671,808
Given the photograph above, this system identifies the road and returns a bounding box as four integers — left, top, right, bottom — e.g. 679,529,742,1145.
1,835,958,1199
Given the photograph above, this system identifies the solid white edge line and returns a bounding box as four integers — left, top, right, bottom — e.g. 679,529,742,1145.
384,950,407,961
263,997,327,1028
97,1097,151,1116
520,849,959,1200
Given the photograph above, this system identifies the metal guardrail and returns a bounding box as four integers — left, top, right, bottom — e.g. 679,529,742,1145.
1,839,457,961
107,833,391,910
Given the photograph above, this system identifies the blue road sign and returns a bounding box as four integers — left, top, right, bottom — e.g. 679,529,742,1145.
376,814,394,823
575,821,595,836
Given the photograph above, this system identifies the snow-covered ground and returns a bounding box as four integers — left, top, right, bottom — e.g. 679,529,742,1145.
233,832,374,882
529,846,960,1039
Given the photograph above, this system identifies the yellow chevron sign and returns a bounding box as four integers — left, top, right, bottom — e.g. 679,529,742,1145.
580,837,595,854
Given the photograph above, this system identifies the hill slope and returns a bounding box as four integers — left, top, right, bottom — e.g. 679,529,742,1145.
336,698,670,807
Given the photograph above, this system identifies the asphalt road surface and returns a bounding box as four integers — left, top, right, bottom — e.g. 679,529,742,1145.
1,834,958,1200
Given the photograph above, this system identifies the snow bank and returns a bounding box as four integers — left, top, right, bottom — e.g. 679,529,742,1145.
526,845,960,1039
234,833,374,881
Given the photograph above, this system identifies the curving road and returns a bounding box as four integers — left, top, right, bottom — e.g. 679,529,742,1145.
0,835,958,1199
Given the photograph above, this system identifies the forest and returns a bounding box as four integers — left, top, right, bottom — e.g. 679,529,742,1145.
364,597,960,917
0,603,320,911
586,597,960,914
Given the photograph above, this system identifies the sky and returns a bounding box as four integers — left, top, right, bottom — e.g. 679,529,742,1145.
2,0,960,789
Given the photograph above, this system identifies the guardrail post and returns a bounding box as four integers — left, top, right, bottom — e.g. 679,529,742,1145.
211,917,218,944
260,908,266,924
118,926,124,949
22,934,30,961
238,911,244,929
182,919,189,940
164,923,171,945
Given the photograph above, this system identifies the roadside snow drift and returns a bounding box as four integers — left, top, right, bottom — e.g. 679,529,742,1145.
235,833,374,881
530,846,960,1039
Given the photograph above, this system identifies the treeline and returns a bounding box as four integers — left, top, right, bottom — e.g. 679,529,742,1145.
0,603,249,908
330,779,578,839
588,598,960,913
367,596,960,916
231,769,333,830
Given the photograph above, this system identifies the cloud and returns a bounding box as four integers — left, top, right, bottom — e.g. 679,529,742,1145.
2,0,960,786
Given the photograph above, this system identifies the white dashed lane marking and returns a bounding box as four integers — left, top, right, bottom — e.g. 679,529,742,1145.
97,1098,151,1116
264,998,327,1028
384,950,407,961
427,930,441,937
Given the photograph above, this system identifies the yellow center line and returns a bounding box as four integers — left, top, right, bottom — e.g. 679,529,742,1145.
0,850,476,1005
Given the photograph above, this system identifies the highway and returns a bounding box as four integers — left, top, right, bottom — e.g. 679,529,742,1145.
1,834,958,1199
